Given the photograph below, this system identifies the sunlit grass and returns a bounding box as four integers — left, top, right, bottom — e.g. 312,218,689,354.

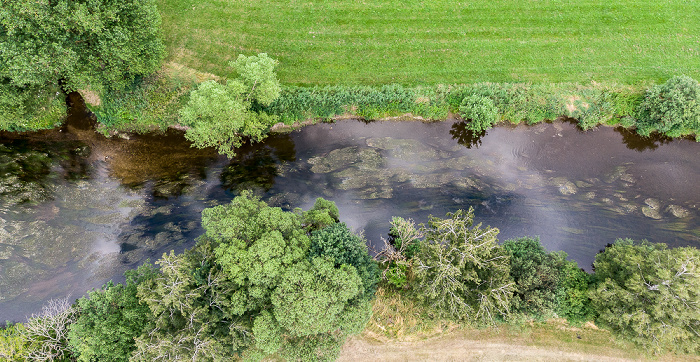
158,0,700,85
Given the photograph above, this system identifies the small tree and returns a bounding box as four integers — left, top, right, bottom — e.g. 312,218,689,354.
375,216,422,289
413,209,514,323
179,53,281,157
591,239,700,354
310,222,380,300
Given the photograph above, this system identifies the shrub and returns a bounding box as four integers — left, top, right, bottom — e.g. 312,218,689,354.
636,75,700,137
309,223,380,300
503,237,565,317
413,209,514,323
376,217,422,290
590,239,700,354
0,322,28,361
458,95,499,132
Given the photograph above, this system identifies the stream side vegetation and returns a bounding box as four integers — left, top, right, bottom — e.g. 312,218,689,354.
3,203,698,360
91,70,700,159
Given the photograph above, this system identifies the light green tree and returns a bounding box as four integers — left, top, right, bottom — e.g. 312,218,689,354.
179,54,281,157
591,239,700,354
413,208,514,323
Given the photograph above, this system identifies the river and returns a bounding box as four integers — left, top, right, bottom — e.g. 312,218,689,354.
1,102,699,322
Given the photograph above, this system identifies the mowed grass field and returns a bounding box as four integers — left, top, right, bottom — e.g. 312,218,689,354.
158,0,700,85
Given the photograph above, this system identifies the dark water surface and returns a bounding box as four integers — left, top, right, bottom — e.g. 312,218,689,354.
2,114,700,322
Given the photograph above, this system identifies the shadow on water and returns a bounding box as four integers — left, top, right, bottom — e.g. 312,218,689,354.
220,133,296,193
449,120,486,149
614,127,673,152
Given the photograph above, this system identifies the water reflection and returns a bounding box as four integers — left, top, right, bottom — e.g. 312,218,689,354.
614,127,672,152
220,133,296,193
449,120,486,149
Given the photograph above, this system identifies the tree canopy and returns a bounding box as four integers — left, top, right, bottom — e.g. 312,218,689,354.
413,208,514,323
591,239,700,354
0,0,165,130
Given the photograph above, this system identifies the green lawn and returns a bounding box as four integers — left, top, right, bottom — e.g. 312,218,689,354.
158,0,700,85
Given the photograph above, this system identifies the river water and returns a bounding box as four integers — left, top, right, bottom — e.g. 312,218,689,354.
1,106,700,321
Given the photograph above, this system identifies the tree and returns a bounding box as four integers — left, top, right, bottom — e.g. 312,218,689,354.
179,53,281,157
185,192,370,360
591,239,700,354
503,237,565,316
503,237,592,321
413,209,514,323
0,0,165,130
21,297,76,362
134,242,239,361
375,216,422,289
68,268,156,362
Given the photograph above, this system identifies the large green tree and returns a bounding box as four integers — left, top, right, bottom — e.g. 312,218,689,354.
591,239,700,354
0,0,165,130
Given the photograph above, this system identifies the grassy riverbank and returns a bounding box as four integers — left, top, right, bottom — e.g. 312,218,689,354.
158,0,700,85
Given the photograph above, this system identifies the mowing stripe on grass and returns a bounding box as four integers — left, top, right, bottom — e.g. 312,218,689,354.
159,0,700,85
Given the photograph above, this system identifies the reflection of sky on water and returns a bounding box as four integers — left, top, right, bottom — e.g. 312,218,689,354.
2,118,700,321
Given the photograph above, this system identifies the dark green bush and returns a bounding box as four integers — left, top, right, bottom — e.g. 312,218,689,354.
503,237,565,317
310,222,380,300
68,268,155,362
636,75,700,138
504,237,593,321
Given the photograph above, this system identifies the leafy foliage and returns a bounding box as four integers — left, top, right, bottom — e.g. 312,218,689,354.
309,222,380,300
0,0,165,129
636,75,700,138
197,192,371,360
376,217,422,290
301,197,340,232
0,322,28,361
503,237,593,321
459,95,499,132
68,269,155,362
503,237,565,317
413,209,514,323
557,261,593,322
179,54,281,157
591,239,700,354
134,242,238,361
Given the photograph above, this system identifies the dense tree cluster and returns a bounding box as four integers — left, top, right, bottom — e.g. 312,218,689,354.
0,193,376,361
0,0,165,130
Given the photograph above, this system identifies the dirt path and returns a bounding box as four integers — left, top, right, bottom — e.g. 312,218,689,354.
338,336,635,362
